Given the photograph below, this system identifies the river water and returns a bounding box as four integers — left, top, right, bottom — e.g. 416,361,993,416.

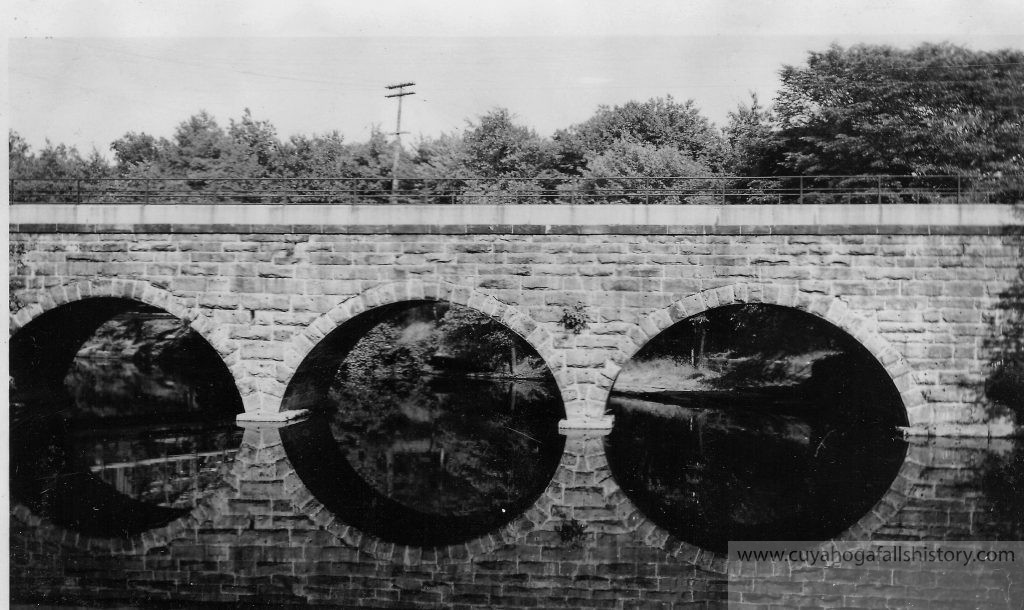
9,354,1024,607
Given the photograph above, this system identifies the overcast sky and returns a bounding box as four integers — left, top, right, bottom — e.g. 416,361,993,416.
5,1,1024,157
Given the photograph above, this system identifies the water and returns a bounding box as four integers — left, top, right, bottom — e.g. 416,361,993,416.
10,357,242,537
282,375,566,546
10,350,1024,607
606,392,909,554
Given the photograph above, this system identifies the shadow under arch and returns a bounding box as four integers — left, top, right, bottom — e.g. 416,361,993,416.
601,284,914,559
9,281,244,544
606,282,924,429
275,280,562,414
276,286,567,548
10,279,248,407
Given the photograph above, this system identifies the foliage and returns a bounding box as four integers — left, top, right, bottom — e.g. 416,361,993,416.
324,304,564,519
559,302,590,334
10,131,112,182
979,444,1024,538
326,374,562,517
461,108,556,178
110,131,162,173
436,305,520,372
581,140,719,204
555,518,588,548
9,242,28,312
637,304,851,383
411,132,472,179
555,96,729,174
983,222,1024,426
724,93,780,176
773,43,1024,183
9,130,114,202
337,303,538,382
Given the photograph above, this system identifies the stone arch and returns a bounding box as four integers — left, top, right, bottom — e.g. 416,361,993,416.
592,282,925,568
598,281,926,429
8,278,255,410
272,279,562,414
8,278,246,549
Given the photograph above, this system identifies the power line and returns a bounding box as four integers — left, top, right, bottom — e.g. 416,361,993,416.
52,39,383,90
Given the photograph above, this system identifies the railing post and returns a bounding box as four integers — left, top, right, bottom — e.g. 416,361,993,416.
957,175,961,204
145,179,151,205
877,175,882,204
76,179,82,205
799,176,804,205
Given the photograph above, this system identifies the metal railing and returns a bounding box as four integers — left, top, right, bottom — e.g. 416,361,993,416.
8,175,1021,205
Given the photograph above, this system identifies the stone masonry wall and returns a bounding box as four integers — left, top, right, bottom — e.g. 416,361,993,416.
9,229,1022,436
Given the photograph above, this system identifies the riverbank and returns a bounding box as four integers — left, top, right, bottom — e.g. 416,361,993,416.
74,312,193,363
612,351,839,395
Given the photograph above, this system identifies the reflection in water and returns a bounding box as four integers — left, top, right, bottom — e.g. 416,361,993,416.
606,304,912,554
10,430,1024,607
283,375,565,546
607,393,908,554
11,351,242,537
974,444,1024,540
280,302,566,546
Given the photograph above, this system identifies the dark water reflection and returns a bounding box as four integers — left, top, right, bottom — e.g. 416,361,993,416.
282,375,565,546
606,392,909,554
10,357,242,537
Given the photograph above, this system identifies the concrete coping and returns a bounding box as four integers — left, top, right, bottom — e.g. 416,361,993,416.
9,203,1021,234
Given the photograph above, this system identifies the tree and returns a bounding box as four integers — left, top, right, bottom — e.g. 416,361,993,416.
437,306,519,374
227,108,280,175
462,108,554,178
774,43,1024,182
110,132,164,174
9,131,34,178
581,139,718,204
165,111,235,175
9,131,113,201
344,126,395,178
723,93,782,177
276,132,349,177
555,96,728,174
412,132,471,179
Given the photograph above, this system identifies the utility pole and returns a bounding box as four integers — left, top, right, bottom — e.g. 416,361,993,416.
385,82,415,202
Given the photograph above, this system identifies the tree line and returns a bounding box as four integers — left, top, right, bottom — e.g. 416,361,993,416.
10,43,1024,199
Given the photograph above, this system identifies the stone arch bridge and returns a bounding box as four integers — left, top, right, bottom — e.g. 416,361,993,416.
9,201,1022,437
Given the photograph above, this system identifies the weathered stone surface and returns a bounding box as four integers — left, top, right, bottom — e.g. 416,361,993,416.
9,225,1021,438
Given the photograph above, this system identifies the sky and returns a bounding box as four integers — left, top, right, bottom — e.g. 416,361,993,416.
5,0,1024,157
